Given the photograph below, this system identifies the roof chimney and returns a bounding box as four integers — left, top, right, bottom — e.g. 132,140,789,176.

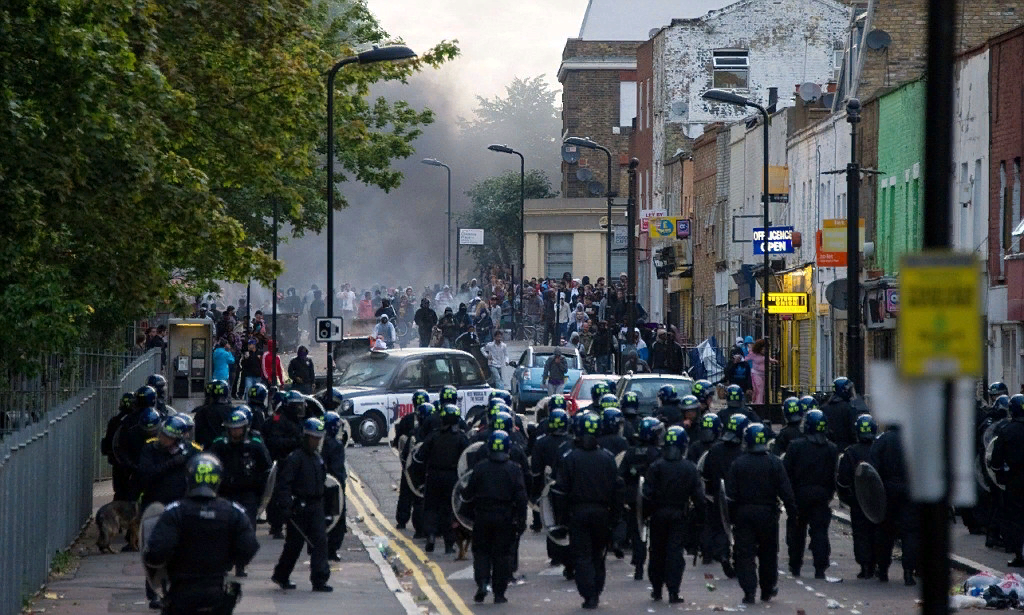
767,87,779,114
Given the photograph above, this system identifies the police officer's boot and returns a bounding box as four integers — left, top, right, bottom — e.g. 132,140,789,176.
668,592,684,604
425,535,435,552
474,586,488,603
651,586,662,601
235,564,247,578
856,564,874,579
903,570,916,586
313,583,334,592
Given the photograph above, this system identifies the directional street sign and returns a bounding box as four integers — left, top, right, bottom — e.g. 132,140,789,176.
315,317,344,343
899,252,981,378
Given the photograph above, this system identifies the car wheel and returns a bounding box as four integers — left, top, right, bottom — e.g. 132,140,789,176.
357,413,385,446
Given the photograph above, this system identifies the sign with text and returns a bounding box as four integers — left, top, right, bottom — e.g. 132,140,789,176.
753,226,795,255
612,225,627,249
761,292,809,314
459,228,484,245
649,217,691,240
816,219,865,267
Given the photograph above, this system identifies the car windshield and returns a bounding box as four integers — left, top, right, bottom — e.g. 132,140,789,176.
622,378,693,403
575,378,610,400
532,354,579,369
337,356,399,387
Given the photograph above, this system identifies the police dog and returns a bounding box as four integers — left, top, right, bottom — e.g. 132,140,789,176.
96,500,140,553
452,520,472,561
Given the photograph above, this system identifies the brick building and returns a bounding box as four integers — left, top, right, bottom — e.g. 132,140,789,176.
691,123,730,342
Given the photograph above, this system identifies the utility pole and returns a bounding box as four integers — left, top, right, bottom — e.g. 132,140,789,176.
627,158,639,371
846,99,865,395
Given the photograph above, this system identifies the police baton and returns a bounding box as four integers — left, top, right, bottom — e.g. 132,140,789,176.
287,518,316,551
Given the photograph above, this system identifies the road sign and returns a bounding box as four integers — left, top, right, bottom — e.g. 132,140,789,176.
612,225,627,249
899,252,981,378
459,228,484,245
753,226,795,255
315,317,344,343
761,292,809,314
648,217,690,240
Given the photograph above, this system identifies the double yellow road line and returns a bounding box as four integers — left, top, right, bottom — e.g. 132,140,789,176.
346,472,473,615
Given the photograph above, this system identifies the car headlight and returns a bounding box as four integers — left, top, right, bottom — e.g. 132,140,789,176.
341,400,354,414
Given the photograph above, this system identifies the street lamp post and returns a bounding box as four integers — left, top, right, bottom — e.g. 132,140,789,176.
421,158,452,287
702,88,772,401
326,45,416,388
564,137,615,288
845,99,864,396
488,144,525,341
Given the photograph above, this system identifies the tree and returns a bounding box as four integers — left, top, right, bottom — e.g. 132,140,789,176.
459,76,561,170
461,170,557,274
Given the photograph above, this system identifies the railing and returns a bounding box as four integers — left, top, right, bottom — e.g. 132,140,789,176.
0,349,160,615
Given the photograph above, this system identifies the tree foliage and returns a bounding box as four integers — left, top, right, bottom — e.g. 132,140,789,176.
461,170,558,274
0,0,457,374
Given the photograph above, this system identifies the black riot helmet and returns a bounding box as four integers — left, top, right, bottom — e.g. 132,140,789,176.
187,454,224,498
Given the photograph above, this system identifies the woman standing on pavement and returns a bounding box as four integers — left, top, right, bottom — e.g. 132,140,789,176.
747,338,776,405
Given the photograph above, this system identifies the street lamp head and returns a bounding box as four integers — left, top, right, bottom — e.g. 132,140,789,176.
702,88,753,108
357,45,416,64
564,136,599,149
421,158,444,167
488,144,515,154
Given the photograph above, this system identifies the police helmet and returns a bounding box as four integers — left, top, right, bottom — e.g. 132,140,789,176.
488,430,511,462
160,414,189,440
590,381,611,401
226,408,250,430
782,397,802,424
743,423,770,453
416,402,435,422
489,390,513,406
136,385,158,409
725,384,744,407
323,411,342,439
179,413,195,439
548,409,570,433
119,392,135,412
990,382,1010,398
205,381,217,399
663,425,688,459
211,379,230,403
722,413,750,443
833,377,854,401
492,411,514,433
657,385,679,405
995,395,1011,413
248,383,269,405
574,412,602,439
489,402,513,425
680,394,700,412
487,397,506,414
797,395,817,414
187,453,223,498
620,391,640,415
638,416,665,445
854,414,877,442
146,374,167,398
802,409,828,436
139,407,162,432
700,413,722,443
692,379,713,402
303,417,326,438
412,389,431,407
272,389,288,408
549,394,568,412
286,390,307,418
601,408,624,435
440,403,461,426
439,385,459,405
598,393,619,410
1010,394,1024,420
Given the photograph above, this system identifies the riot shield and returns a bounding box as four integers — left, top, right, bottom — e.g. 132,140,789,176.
614,450,626,468
339,418,352,448
718,478,732,545
985,435,1006,491
324,474,344,533
637,475,648,543
975,454,991,493
452,470,474,531
396,434,409,459
457,441,485,477
540,481,569,546
853,461,887,524
140,503,167,598
304,395,325,418
696,450,708,475
256,461,278,519
404,442,426,498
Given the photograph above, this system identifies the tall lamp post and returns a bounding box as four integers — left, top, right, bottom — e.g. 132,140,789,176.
564,137,615,287
702,88,772,400
488,144,525,341
421,158,452,287
326,45,416,388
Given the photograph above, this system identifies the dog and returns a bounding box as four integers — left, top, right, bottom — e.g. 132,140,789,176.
96,500,140,553
452,520,472,561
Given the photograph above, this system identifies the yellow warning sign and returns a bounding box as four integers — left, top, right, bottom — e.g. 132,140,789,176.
899,252,981,378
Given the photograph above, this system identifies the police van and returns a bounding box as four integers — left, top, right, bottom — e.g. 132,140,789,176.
324,348,494,446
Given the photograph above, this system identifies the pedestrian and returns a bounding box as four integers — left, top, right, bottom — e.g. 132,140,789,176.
212,339,235,383
835,414,879,579
308,289,325,343
542,347,570,395
552,412,624,609
650,329,684,374
726,423,797,604
437,307,458,347
271,417,333,592
482,329,509,389
870,424,918,585
783,409,839,579
143,454,260,615
358,292,374,320
463,429,528,604
721,351,753,393
746,338,775,405
287,346,316,394
590,321,616,374
322,412,347,561
415,404,468,553
240,339,263,394
414,298,438,348
209,408,272,577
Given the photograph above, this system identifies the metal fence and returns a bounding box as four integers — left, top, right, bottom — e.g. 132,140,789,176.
0,349,159,615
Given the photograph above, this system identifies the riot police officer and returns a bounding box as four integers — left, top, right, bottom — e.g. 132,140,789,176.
981,394,1011,548
246,383,270,433
871,425,918,585
643,425,705,604
143,454,260,615
462,430,528,605
727,423,797,604
531,407,574,572
552,412,625,610
717,384,766,430
620,416,664,580
783,409,839,579
263,390,306,538
679,394,702,440
415,404,468,553
598,407,629,456
655,385,683,427
688,412,720,464
394,390,430,532
147,374,174,416
692,379,715,415
701,413,749,577
590,381,611,406
821,377,868,449
991,394,1024,568
772,397,805,456
620,391,642,444
194,380,234,448
836,414,879,579
102,393,137,502
322,411,347,561
210,408,272,577
272,418,332,592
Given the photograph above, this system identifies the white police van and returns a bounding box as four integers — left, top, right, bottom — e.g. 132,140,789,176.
325,348,494,446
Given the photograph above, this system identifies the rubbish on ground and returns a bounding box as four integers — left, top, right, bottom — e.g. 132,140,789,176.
959,571,1024,609
826,599,841,609
950,595,987,610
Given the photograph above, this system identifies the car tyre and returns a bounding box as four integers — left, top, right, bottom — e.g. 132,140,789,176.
357,412,385,446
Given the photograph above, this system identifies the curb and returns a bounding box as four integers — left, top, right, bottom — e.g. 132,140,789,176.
352,524,420,615
830,508,1004,576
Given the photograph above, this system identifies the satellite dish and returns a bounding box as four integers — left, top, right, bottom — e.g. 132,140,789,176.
825,279,848,311
671,100,689,116
798,82,822,102
575,168,594,182
865,29,892,50
649,28,661,39
561,143,581,165
820,93,835,110
587,180,605,196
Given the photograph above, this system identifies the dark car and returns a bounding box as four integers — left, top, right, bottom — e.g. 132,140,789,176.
616,373,694,416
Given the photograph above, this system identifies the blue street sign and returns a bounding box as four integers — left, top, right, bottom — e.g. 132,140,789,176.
753,226,795,255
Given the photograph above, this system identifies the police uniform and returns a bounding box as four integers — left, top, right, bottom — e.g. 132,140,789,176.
272,445,330,589
991,416,1024,566
821,396,867,450
194,401,235,449
393,412,421,531
836,439,877,577
209,436,272,524
783,435,839,577
701,438,743,572
416,424,469,552
531,426,574,569
772,423,804,456
321,431,347,559
262,408,303,536
870,427,918,584
620,442,661,579
597,432,629,456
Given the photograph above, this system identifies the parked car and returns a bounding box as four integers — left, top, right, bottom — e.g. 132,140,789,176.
317,348,494,446
615,373,694,417
509,345,583,413
567,374,621,415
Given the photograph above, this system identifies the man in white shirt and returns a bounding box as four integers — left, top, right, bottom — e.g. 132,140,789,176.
340,283,357,324
482,329,509,390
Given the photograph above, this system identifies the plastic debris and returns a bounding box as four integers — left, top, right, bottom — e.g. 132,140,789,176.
706,582,716,591
950,595,987,610
826,599,841,609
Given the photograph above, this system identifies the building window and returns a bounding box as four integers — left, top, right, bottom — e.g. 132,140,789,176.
545,234,574,279
1014,158,1021,254
1001,161,1010,258
620,81,637,128
833,48,844,83
712,49,749,89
